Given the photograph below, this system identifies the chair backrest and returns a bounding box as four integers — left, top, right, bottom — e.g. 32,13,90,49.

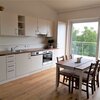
57,56,64,62
97,60,100,72
87,63,95,81
87,60,99,81
65,55,72,60
95,60,100,77
65,55,68,60
70,55,72,59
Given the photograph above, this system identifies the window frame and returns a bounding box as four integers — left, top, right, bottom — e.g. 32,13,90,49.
69,18,100,59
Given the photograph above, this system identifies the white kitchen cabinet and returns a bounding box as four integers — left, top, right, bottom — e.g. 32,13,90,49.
30,55,42,71
16,53,43,77
6,55,16,79
16,53,31,76
47,20,53,37
38,18,53,37
25,16,37,36
0,56,6,82
38,18,48,35
0,11,18,36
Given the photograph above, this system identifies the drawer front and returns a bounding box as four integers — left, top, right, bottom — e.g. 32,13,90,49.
7,62,15,67
7,65,15,71
7,70,15,79
6,55,15,62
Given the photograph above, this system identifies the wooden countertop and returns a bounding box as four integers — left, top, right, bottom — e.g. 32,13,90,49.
0,48,58,56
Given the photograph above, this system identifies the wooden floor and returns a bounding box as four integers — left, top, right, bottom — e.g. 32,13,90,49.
0,68,100,100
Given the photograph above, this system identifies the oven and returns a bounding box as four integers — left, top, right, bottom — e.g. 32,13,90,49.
43,51,53,64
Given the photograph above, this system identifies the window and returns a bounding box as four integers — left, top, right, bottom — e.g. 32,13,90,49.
71,22,98,58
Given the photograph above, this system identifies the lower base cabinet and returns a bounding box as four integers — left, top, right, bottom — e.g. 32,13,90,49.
16,53,32,76
0,49,57,83
0,56,6,82
6,55,16,79
30,55,42,72
16,53,43,77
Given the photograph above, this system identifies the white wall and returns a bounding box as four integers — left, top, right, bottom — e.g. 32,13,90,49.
0,0,57,51
58,7,100,21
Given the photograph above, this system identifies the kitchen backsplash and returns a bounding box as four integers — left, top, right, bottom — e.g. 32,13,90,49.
0,36,46,51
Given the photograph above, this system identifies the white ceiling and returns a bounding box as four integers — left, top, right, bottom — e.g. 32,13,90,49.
0,0,100,13
40,0,100,13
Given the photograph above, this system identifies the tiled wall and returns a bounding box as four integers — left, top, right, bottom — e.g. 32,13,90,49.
0,36,46,51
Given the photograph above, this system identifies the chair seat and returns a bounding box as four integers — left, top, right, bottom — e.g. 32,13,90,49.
72,73,93,82
60,69,73,77
84,69,94,75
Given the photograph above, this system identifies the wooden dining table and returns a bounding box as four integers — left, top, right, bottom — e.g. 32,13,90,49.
56,57,95,100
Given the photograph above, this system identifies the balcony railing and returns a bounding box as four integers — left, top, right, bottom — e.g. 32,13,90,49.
72,41,96,57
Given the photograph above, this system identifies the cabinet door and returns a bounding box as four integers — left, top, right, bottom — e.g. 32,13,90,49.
47,20,53,37
38,18,48,35
1,12,18,36
16,53,42,77
0,56,6,82
25,16,37,36
30,55,42,71
16,53,31,76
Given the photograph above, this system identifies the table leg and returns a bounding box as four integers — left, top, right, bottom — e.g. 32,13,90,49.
78,71,83,100
56,64,59,90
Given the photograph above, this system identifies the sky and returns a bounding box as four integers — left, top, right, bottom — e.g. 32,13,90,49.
73,22,98,35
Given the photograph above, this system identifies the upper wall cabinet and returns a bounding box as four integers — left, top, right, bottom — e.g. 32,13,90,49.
0,11,54,37
38,18,48,35
47,20,54,37
0,12,18,36
38,18,54,37
25,16,37,36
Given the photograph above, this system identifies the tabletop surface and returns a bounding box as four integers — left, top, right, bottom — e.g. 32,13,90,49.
56,58,95,70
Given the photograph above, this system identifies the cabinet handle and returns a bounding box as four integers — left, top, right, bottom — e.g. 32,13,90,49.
7,65,15,67
8,69,14,72
7,60,14,63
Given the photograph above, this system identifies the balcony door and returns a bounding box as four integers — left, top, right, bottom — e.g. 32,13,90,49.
71,21,99,58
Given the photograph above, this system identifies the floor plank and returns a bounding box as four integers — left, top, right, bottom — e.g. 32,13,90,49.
0,68,100,100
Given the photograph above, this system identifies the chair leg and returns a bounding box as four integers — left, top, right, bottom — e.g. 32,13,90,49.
71,77,74,93
92,80,94,95
63,75,66,83
57,74,60,87
97,74,99,87
69,77,71,93
75,78,79,89
86,83,89,99
93,78,96,91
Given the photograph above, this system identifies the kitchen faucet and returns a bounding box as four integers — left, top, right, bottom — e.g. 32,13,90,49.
11,46,18,52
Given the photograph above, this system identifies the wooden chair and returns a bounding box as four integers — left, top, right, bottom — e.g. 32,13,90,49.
84,60,100,91
57,56,72,93
65,55,72,60
95,60,100,88
64,55,73,82
71,63,98,99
